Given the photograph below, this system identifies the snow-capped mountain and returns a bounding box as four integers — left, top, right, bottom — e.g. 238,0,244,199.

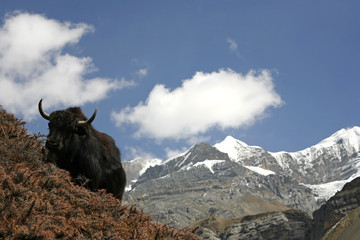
133,143,230,186
213,126,360,200
289,126,360,161
125,143,317,227
213,135,283,175
214,127,360,179
272,127,360,175
123,157,162,190
124,126,360,228
213,136,259,162
272,127,360,191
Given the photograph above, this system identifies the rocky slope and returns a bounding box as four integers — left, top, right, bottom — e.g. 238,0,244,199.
311,177,360,240
193,209,312,240
192,176,360,240
320,206,360,240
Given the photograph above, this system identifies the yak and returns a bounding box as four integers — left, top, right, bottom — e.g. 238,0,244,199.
38,99,126,199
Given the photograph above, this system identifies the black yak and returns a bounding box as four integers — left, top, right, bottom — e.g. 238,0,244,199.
38,99,126,199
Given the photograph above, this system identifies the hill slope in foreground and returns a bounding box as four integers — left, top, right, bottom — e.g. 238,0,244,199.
0,107,200,240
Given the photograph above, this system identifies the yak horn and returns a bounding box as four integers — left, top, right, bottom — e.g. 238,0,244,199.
38,99,51,120
77,108,97,126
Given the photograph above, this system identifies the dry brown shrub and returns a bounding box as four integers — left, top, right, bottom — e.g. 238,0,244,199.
0,107,201,240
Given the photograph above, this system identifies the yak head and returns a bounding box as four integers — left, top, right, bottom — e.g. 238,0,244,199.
38,99,97,161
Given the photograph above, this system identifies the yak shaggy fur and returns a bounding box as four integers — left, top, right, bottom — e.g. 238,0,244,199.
45,107,126,200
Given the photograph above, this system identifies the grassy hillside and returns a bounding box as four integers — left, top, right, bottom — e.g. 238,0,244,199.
0,107,200,239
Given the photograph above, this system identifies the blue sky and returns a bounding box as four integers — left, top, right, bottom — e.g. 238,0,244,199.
1,1,359,161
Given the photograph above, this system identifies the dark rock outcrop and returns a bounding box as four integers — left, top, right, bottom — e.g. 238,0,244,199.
311,177,360,240
194,227,221,240
221,210,312,240
193,209,312,240
320,206,360,240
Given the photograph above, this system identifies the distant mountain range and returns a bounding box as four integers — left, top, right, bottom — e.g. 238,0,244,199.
123,126,360,238
215,127,360,200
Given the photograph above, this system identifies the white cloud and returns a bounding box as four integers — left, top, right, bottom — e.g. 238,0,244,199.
112,68,283,141
124,146,156,160
227,38,238,51
0,12,132,119
164,147,188,160
186,135,211,146
227,38,241,57
136,68,148,78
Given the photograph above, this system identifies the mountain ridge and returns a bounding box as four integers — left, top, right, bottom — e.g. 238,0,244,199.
129,126,360,193
124,126,360,229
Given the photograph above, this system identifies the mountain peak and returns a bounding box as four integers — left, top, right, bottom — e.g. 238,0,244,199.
316,126,360,152
135,143,230,185
179,142,230,166
284,126,360,164
214,136,264,162
223,135,249,146
214,136,245,161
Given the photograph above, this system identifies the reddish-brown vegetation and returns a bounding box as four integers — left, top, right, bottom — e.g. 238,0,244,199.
0,107,201,239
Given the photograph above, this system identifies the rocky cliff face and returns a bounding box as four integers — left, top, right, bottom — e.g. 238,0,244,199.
311,177,360,240
320,206,360,240
193,209,312,240
223,210,312,240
